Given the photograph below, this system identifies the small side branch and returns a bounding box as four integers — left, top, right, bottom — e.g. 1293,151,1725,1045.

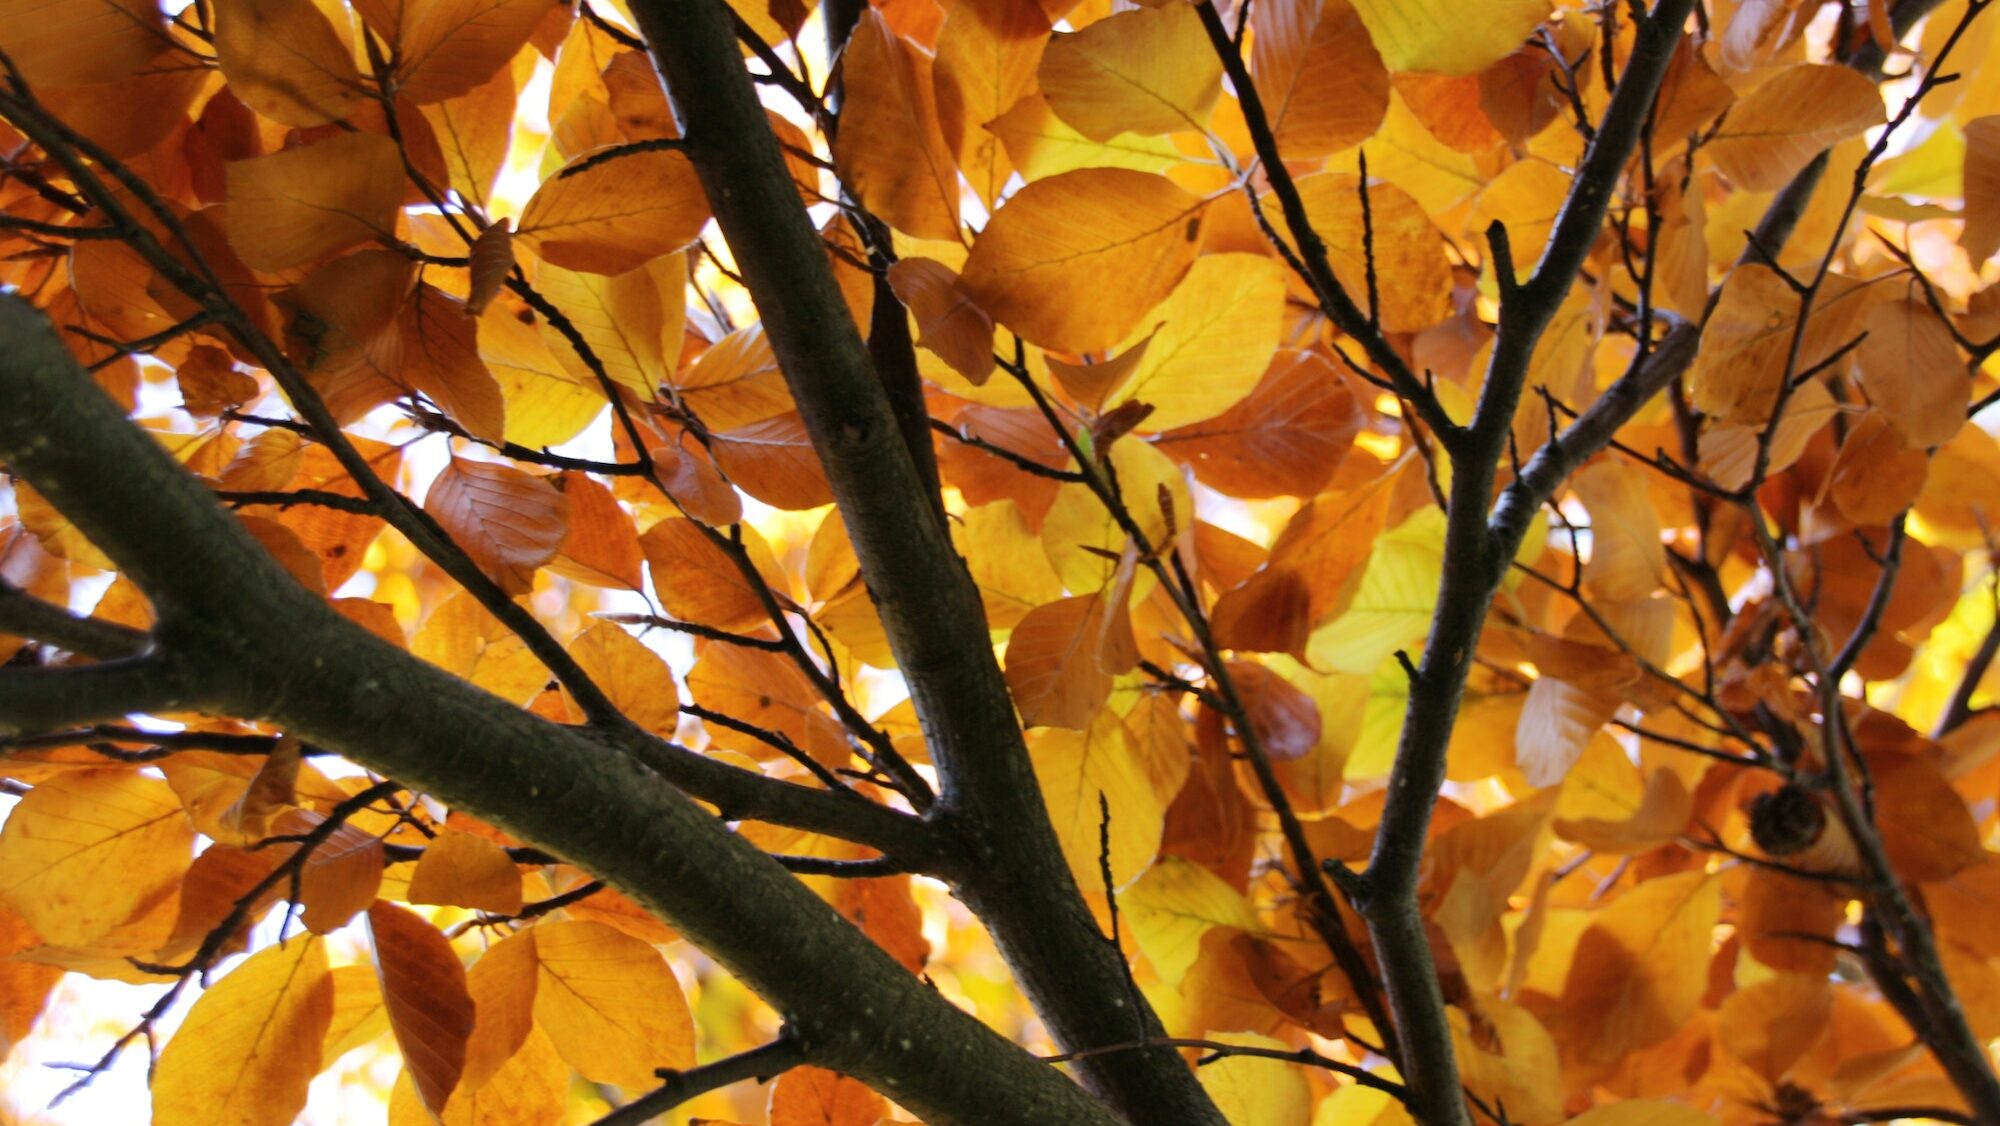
590,1031,806,1126
0,578,150,659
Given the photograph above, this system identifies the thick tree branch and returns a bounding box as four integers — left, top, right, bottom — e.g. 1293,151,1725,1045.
627,2,1224,1121
0,654,200,734
0,294,1121,1126
0,577,149,658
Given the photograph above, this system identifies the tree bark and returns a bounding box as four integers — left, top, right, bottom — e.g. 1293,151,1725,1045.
0,294,1124,1126
628,2,1228,1122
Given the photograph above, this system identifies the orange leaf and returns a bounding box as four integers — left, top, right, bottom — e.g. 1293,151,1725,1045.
1708,64,1885,191
463,219,515,317
833,876,931,973
532,919,694,1087
709,412,837,510
959,167,1206,354
367,902,475,1116
1963,115,2000,264
548,471,643,590
460,928,539,1090
271,808,387,934
832,10,961,240
566,622,679,735
1853,299,1967,448
1556,871,1720,1067
887,257,996,383
401,284,507,443
1005,589,1137,729
407,830,525,914
933,0,1048,206
640,516,769,631
351,0,554,103
1224,661,1320,761
0,0,166,87
1151,349,1364,499
1250,0,1390,160
424,456,570,596
517,146,710,274
226,133,407,271
152,936,334,1126
212,0,367,126
770,1065,889,1126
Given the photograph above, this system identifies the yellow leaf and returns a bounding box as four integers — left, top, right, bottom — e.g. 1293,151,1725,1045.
1039,2,1221,141
566,622,678,735
1030,709,1164,891
152,937,334,1126
426,60,525,211
1123,857,1260,988
534,259,667,397
351,0,553,103
0,769,193,947
460,928,538,1090
322,963,389,1062
217,735,303,844
1294,172,1452,333
769,1065,888,1126
213,0,367,126
1041,438,1186,593
423,456,570,596
958,499,1064,630
368,902,475,1116
1314,1084,1416,1126
832,10,961,241
1308,506,1445,674
984,92,1186,182
414,590,552,704
1708,64,1887,191
933,0,1048,206
1350,0,1550,76
959,167,1207,354
1696,378,1839,491
1451,999,1561,1125
1111,253,1286,431
518,146,710,275
1196,1031,1311,1126
481,295,606,451
407,830,525,914
1557,872,1720,1067
0,0,166,87
1854,299,1968,448
532,919,694,1088
226,132,406,271
1572,460,1665,601
1251,0,1390,160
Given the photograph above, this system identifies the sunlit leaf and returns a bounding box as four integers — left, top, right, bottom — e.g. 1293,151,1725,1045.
152,936,334,1126
532,919,694,1087
1038,2,1221,141
959,168,1207,354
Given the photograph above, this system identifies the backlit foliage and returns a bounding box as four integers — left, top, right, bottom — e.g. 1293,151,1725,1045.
2,0,2000,1124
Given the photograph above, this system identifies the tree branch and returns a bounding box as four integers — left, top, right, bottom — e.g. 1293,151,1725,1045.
0,293,1121,1126
628,2,1225,1122
0,578,150,658
590,1032,805,1126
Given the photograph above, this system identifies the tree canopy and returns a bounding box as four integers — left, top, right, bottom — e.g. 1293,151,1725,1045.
2,0,2000,1124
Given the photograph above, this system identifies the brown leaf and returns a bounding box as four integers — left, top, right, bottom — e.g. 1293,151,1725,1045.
367,902,475,1116
424,457,570,596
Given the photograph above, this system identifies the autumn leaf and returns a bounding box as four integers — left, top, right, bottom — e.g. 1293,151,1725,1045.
517,146,710,274
958,168,1207,354
532,919,695,1087
212,0,367,126
1252,0,1390,160
367,902,476,1116
351,0,553,103
0,769,193,947
833,10,961,241
1038,2,1221,141
226,133,407,271
1708,64,1886,191
770,1065,888,1126
152,936,334,1126
406,830,525,914
424,456,571,596
1349,0,1550,76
